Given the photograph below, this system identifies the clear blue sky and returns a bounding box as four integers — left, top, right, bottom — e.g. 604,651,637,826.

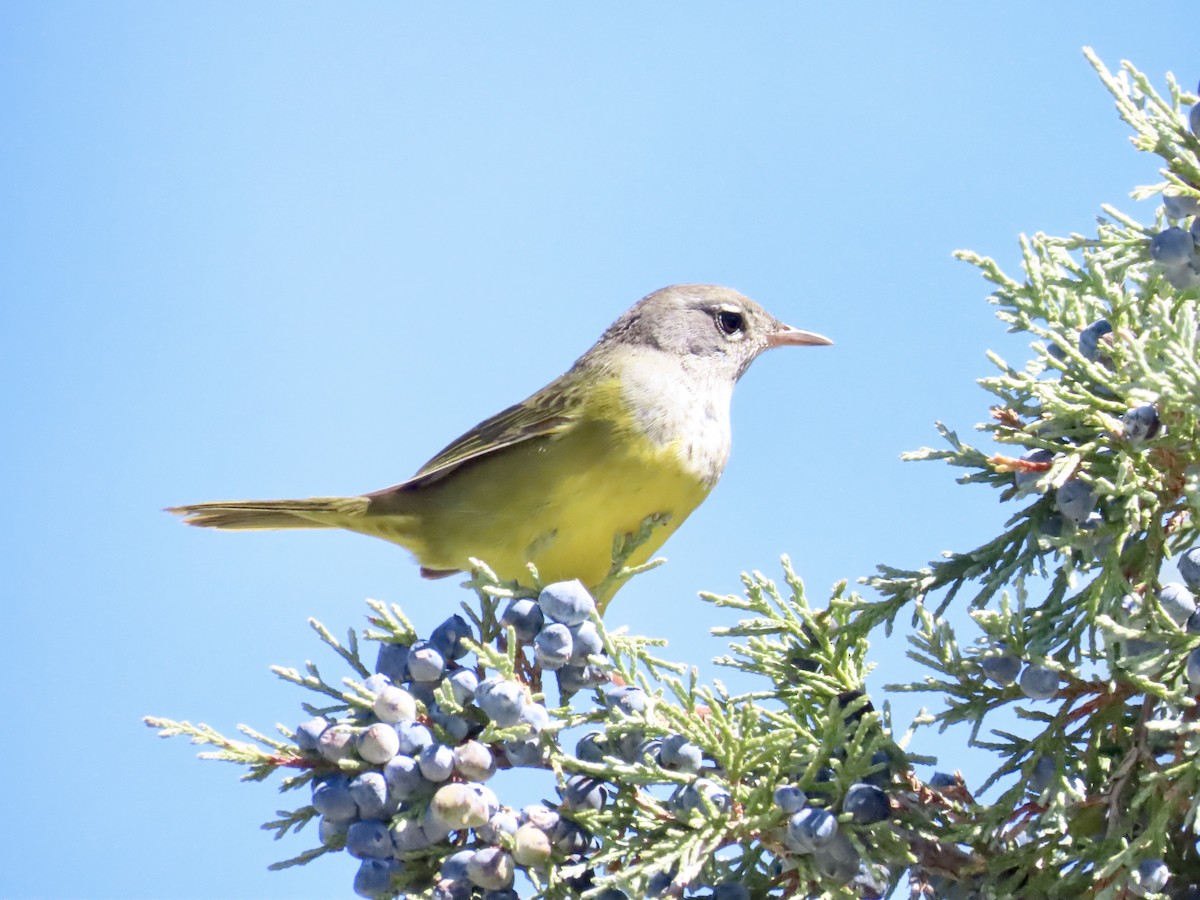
2,4,1195,897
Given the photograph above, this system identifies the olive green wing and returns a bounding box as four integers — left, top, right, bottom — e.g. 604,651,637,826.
389,376,582,492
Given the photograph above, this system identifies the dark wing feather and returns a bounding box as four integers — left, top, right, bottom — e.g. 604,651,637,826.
392,376,581,491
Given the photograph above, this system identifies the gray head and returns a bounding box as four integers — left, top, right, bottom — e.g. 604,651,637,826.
586,284,831,382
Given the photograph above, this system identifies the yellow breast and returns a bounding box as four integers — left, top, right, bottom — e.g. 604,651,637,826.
385,376,721,602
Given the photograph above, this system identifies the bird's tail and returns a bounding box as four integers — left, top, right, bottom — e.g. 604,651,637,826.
166,496,370,530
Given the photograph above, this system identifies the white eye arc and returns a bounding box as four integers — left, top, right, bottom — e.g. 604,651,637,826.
715,308,746,337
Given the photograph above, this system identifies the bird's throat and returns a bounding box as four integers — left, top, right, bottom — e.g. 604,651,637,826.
608,350,734,488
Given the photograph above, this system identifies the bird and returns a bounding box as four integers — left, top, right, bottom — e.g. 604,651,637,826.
168,284,830,609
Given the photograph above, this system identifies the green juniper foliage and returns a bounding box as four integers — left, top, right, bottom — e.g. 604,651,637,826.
148,51,1200,899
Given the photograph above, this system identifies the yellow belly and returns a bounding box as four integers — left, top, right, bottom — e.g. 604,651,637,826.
374,405,712,604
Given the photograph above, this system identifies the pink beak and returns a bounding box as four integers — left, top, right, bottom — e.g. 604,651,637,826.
766,323,833,349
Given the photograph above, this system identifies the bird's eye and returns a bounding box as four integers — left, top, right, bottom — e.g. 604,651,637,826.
716,309,745,336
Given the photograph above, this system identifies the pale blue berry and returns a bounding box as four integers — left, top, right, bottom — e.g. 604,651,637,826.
418,743,456,783
1163,193,1200,219
472,675,501,702
500,598,544,641
1014,449,1055,490
1151,227,1195,267
511,822,553,866
476,679,525,726
429,782,490,830
518,702,550,733
1188,610,1200,635
980,654,1022,686
441,848,475,882
1158,582,1197,626
316,724,357,763
428,703,470,744
568,620,604,663
406,681,437,706
534,623,573,670
294,716,328,751
670,778,730,816
357,722,401,764
773,784,807,813
477,808,519,844
557,663,609,695
785,806,837,852
503,735,545,767
1078,319,1112,361
453,740,496,782
1125,637,1165,658
353,858,401,898
472,783,501,817
538,579,596,625
373,685,417,724
603,684,648,715
312,772,358,821
657,734,703,773
1129,858,1170,897
1055,478,1096,525
432,878,472,900
814,830,861,883
445,668,478,705
430,614,472,660
843,782,890,824
1029,755,1056,794
346,819,393,860
628,735,660,765
520,802,560,832
407,640,446,682
575,732,608,763
420,803,455,842
389,817,435,852
349,771,390,819
361,673,391,695
382,754,428,800
1123,405,1161,443
1187,648,1200,688
394,720,434,756
1180,548,1200,590
374,642,409,682
1166,262,1200,291
1019,664,1059,700
318,816,349,847
561,775,609,811
550,819,593,854
467,847,515,890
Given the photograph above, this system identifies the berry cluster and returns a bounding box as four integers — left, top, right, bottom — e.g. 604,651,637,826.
500,580,609,696
294,577,840,898
975,646,1064,704
279,570,904,898
978,224,1200,893
1011,412,1158,567
294,582,612,898
995,362,1193,842
1147,90,1200,290
773,776,889,884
